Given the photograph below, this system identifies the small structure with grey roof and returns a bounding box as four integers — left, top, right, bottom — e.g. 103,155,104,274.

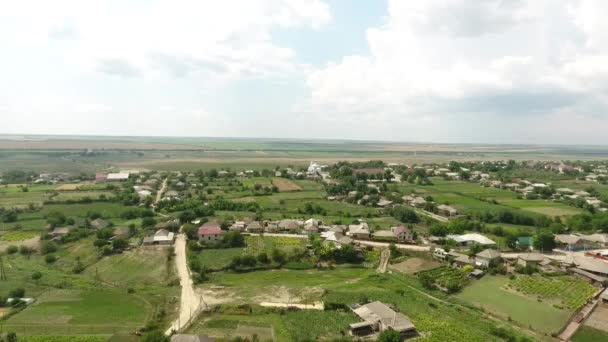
349,301,416,339
475,249,501,267
517,253,545,267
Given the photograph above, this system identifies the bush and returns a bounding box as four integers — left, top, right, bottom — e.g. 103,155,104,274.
8,288,25,298
40,241,58,254
6,245,18,254
31,272,42,280
45,254,57,264
18,246,32,256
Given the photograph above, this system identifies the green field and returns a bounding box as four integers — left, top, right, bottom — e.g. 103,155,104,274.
509,275,596,310
455,275,571,334
572,326,608,342
4,289,148,334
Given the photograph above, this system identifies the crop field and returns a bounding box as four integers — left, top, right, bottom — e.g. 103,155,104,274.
0,231,40,241
82,248,176,286
455,275,571,334
3,289,148,335
272,178,302,192
196,248,245,270
417,266,469,290
509,275,596,310
37,203,132,218
244,236,308,256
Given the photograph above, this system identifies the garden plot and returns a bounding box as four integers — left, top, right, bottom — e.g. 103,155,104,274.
271,178,302,192
508,275,596,310
417,266,469,291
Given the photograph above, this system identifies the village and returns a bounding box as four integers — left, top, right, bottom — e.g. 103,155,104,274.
2,158,608,342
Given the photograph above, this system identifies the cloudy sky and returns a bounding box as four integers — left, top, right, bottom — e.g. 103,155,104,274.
2,0,608,144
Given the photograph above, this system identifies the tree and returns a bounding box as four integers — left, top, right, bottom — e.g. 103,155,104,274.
271,248,286,265
8,288,25,298
534,230,556,252
391,207,419,224
257,252,270,264
143,330,170,342
378,329,401,342
112,238,128,252
141,217,157,228
419,273,434,290
40,241,57,255
45,254,57,264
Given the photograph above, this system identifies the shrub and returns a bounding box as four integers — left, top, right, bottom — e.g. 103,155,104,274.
45,254,57,264
8,288,25,298
40,241,58,254
6,245,18,254
31,272,42,280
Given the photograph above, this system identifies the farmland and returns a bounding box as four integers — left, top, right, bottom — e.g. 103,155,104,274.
417,266,469,291
509,275,596,310
455,275,572,334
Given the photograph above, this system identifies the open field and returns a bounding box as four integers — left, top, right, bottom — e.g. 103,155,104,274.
455,275,572,334
573,326,608,342
272,178,302,192
389,257,441,274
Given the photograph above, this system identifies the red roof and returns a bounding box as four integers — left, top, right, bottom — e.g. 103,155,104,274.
95,173,108,181
392,226,410,235
354,168,385,175
197,222,223,236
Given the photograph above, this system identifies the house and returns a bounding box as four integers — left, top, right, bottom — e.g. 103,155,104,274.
517,253,545,267
304,218,319,233
50,226,73,238
575,190,591,197
410,197,427,208
197,222,224,242
164,190,180,200
245,221,264,233
95,173,108,182
348,223,371,239
329,225,346,234
504,183,520,190
556,188,574,195
376,199,393,208
515,236,534,251
349,301,416,339
265,221,280,232
353,168,385,176
229,221,246,232
391,226,414,242
436,204,458,217
90,218,110,230
452,253,475,268
278,219,301,232
372,230,396,241
137,189,152,198
307,161,323,175
153,229,175,245
170,334,215,342
600,289,608,303
113,227,130,239
447,233,496,247
554,235,585,251
469,269,485,279
475,249,501,267
582,233,608,247
586,198,603,208
106,172,130,181
569,255,608,277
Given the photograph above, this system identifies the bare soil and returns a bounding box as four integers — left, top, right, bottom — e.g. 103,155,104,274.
389,257,441,274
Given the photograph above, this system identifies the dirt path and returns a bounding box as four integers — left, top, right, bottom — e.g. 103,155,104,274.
355,240,430,251
415,209,449,223
377,248,390,273
155,178,168,206
165,234,203,335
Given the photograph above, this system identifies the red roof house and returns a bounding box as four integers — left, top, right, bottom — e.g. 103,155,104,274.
197,222,224,242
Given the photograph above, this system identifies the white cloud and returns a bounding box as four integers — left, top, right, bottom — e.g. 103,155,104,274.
301,0,608,143
0,0,331,79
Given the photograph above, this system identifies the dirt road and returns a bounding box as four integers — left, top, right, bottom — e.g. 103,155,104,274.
356,240,431,251
155,178,168,206
165,234,202,335
377,248,390,273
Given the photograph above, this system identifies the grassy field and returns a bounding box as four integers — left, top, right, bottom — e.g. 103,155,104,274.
197,269,537,341
572,326,608,342
455,275,571,334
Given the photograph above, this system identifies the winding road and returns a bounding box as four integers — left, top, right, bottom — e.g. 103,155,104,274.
165,234,203,335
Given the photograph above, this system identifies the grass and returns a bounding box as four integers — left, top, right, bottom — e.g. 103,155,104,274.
82,248,175,286
455,275,571,334
196,248,244,270
572,326,608,342
244,236,307,255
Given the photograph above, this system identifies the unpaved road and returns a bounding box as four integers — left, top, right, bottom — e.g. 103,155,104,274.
155,178,168,206
377,248,390,273
165,234,202,335
356,240,431,251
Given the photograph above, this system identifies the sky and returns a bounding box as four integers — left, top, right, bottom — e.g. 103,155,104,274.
2,0,608,144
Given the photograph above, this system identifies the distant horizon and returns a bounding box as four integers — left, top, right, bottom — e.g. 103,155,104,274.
3,133,608,149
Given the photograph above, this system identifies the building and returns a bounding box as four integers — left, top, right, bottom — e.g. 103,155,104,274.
106,172,130,181
153,229,175,245
372,230,396,241
447,233,496,247
377,199,393,208
278,219,301,232
90,218,110,230
95,173,108,182
436,204,458,217
475,249,501,267
517,253,545,267
50,226,73,238
197,222,224,242
515,236,534,251
348,223,371,239
245,221,264,233
229,221,246,232
554,235,586,251
391,226,413,242
349,301,417,339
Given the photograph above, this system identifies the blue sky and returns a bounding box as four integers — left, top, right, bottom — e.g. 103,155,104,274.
2,0,608,144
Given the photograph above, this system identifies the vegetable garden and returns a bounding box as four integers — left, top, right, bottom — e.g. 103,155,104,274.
418,266,469,291
509,275,596,310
